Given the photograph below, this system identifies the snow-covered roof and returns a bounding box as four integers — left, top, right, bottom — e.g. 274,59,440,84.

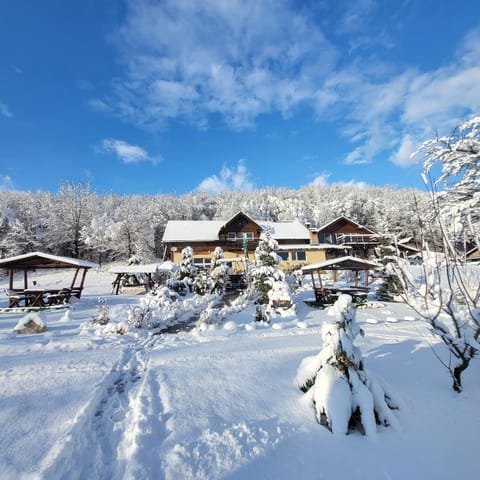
108,264,163,274
260,221,310,240
162,221,224,242
0,251,98,269
108,261,179,274
162,216,310,243
302,256,379,272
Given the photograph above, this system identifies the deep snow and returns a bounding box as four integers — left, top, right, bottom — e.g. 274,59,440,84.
0,268,478,479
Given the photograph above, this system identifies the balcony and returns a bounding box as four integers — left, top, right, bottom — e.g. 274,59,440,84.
336,233,378,245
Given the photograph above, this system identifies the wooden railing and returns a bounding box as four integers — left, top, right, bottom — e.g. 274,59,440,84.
336,233,377,245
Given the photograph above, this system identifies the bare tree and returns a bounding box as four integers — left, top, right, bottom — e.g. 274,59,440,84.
393,118,480,392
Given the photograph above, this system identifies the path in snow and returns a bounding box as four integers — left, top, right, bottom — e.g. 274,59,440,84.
38,334,166,479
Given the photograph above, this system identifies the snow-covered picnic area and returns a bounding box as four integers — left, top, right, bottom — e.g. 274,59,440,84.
0,267,478,479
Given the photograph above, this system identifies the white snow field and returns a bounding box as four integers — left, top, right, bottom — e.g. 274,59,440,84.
0,268,479,480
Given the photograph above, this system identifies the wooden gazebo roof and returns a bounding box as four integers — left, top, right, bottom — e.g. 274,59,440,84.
0,252,98,270
0,251,98,295
302,256,379,273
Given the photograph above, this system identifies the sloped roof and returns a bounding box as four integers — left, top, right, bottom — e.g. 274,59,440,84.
162,213,310,242
0,251,98,269
162,220,224,242
315,216,377,235
260,221,310,240
302,256,379,272
222,211,263,231
108,261,179,274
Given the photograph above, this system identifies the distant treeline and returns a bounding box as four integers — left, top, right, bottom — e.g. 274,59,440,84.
0,182,430,263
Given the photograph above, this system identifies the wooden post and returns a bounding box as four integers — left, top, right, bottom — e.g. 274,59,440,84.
9,269,13,290
78,268,88,297
365,269,369,286
355,270,359,287
71,267,80,289
24,269,28,289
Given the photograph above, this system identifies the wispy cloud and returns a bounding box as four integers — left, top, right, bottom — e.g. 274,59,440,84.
310,172,331,186
198,160,254,194
104,2,480,168
0,102,12,118
309,171,368,189
97,138,160,165
0,175,15,190
88,98,113,114
109,0,336,130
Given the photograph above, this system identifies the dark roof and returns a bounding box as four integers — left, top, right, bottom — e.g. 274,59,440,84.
315,216,377,235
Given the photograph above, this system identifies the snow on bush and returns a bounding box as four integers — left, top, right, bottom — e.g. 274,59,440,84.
140,285,219,330
296,294,399,436
14,312,47,334
91,297,110,325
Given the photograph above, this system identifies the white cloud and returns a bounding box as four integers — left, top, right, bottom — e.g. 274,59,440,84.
97,138,160,165
0,102,12,118
88,98,112,113
310,172,331,186
390,134,418,167
0,175,14,190
103,2,480,170
110,0,336,129
197,160,254,194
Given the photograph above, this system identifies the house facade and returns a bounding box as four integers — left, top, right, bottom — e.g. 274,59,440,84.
162,212,348,272
312,216,379,259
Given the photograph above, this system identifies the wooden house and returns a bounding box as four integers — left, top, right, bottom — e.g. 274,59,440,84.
162,211,347,272
312,216,379,259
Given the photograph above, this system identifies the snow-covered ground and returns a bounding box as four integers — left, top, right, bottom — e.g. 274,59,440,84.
0,268,478,479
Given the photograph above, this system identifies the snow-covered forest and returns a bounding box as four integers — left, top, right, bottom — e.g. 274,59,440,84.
0,183,429,262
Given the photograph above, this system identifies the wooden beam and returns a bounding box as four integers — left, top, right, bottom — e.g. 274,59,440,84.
24,269,28,289
78,268,88,297
71,267,80,289
9,269,13,290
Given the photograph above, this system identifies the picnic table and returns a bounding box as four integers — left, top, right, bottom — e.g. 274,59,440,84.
313,286,369,304
6,288,74,308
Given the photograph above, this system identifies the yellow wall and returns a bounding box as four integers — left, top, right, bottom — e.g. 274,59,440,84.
172,247,326,273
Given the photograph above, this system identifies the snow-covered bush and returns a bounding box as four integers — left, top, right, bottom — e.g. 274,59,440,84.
267,280,293,309
296,294,399,436
176,246,197,292
193,271,215,295
210,246,230,293
92,297,110,325
14,312,47,334
128,305,153,328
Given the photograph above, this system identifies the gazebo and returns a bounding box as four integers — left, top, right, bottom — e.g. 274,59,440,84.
0,251,98,308
302,256,379,303
108,261,178,295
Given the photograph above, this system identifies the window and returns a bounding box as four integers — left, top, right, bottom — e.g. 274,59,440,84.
318,233,336,244
278,251,289,261
291,251,306,261
194,258,211,268
244,232,254,240
227,232,237,241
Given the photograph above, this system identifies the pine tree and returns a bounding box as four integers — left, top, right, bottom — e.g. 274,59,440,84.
250,232,284,304
374,235,403,302
177,246,197,292
296,294,399,436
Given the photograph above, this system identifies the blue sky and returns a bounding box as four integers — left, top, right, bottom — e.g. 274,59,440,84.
1,0,479,195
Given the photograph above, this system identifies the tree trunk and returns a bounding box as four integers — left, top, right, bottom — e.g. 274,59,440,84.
452,358,470,393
